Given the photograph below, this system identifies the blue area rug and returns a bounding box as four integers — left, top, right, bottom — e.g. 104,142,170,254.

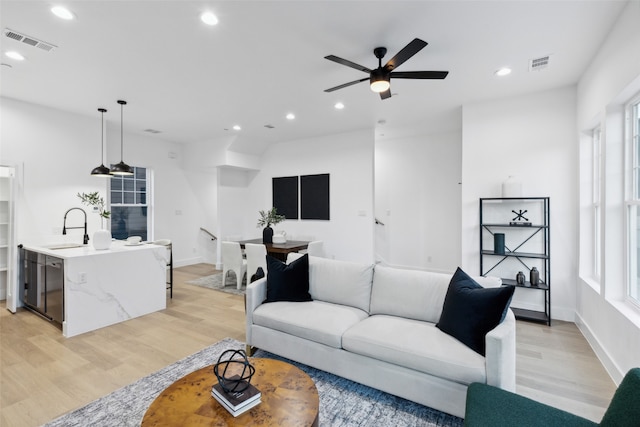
43,338,463,427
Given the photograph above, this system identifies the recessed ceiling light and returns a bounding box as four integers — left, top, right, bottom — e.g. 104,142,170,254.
5,51,25,61
201,12,219,26
334,102,345,110
286,113,295,120
51,6,75,20
495,67,512,77
232,125,241,131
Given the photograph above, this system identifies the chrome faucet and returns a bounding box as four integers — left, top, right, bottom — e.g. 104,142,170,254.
63,207,89,245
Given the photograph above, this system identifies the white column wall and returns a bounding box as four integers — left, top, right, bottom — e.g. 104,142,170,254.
375,130,462,272
461,86,578,321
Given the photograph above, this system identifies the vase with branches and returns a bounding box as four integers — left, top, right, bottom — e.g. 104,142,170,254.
257,207,285,243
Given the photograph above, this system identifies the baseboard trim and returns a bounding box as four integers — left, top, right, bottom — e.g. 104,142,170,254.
174,256,204,268
575,311,623,385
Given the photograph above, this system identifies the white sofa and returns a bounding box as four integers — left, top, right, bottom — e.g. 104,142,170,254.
245,255,516,418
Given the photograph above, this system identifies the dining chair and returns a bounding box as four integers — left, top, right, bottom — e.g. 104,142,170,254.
245,243,267,283
153,239,173,298
307,240,325,257
221,241,247,289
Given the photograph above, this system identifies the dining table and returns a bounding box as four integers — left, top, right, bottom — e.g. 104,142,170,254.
239,238,309,261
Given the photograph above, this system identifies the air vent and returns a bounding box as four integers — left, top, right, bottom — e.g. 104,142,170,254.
264,124,275,129
144,129,162,134
3,28,57,52
529,55,550,72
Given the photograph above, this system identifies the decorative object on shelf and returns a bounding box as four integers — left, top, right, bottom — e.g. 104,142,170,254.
516,271,525,286
110,100,134,176
77,191,112,250
510,209,532,226
90,108,112,177
256,207,285,244
213,349,256,393
493,233,505,255
529,267,540,287
501,176,522,198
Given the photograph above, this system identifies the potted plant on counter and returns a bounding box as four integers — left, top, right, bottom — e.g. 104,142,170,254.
78,191,112,250
257,207,285,244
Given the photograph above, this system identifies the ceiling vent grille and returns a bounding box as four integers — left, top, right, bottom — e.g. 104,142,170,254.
144,129,162,134
529,55,550,72
3,28,57,52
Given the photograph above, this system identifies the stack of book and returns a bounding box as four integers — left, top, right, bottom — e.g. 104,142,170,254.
211,376,262,417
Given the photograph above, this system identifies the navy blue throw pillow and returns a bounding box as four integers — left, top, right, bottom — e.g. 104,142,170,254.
265,254,312,303
436,267,515,356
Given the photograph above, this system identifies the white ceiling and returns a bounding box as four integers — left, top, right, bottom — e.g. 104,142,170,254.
0,1,627,154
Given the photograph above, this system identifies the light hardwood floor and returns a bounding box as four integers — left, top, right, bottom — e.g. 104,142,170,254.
1,264,616,426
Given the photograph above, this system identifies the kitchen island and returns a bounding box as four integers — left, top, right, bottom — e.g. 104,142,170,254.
21,241,167,337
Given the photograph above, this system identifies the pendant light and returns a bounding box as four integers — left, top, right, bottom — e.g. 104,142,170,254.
110,99,134,176
90,108,112,177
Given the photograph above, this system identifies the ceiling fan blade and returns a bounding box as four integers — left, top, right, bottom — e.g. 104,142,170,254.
380,88,392,100
384,38,428,71
390,71,449,79
324,55,372,73
324,78,369,93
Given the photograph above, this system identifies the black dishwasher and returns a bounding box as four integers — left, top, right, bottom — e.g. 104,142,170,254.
22,249,64,328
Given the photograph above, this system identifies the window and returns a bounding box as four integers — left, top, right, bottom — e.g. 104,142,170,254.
627,97,640,304
593,127,602,280
110,166,151,241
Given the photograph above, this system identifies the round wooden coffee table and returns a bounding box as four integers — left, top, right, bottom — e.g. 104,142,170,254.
141,358,319,426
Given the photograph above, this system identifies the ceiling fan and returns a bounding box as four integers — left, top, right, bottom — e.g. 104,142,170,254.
324,38,448,100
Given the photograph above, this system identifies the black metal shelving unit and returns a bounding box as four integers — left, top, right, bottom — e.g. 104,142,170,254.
480,197,551,325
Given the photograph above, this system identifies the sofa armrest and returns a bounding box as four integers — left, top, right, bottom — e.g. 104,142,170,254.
484,309,516,392
245,277,267,346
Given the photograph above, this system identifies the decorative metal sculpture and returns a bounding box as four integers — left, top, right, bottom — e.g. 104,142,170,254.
213,349,256,394
510,209,532,226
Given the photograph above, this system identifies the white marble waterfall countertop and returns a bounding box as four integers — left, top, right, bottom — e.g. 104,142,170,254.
22,240,163,258
22,240,167,337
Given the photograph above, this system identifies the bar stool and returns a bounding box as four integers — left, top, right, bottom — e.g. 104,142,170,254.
154,239,173,298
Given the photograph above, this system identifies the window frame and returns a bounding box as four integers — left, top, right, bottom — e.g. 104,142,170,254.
625,94,640,307
109,166,153,241
592,127,603,281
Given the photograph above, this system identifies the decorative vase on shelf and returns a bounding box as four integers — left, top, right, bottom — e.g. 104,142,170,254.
262,226,273,244
493,233,505,255
516,271,526,286
93,229,112,250
529,267,540,287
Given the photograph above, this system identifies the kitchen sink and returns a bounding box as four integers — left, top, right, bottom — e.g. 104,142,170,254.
43,243,84,250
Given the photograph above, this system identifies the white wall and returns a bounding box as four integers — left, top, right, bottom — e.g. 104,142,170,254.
227,129,376,264
461,86,578,321
0,97,207,269
575,0,640,383
375,130,462,272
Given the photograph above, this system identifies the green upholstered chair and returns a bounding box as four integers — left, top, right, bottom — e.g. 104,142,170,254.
464,367,640,427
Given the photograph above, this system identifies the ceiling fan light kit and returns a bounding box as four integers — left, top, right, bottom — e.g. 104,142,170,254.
324,38,448,100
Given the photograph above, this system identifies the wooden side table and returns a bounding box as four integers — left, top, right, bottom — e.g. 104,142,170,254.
141,358,319,426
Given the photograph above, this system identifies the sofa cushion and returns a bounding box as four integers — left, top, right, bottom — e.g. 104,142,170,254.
265,254,312,303
370,265,503,324
436,267,515,356
342,315,486,385
253,300,369,349
306,256,374,313
370,265,451,323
